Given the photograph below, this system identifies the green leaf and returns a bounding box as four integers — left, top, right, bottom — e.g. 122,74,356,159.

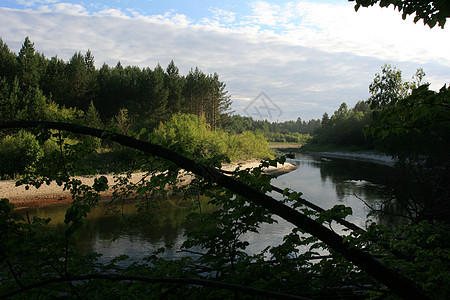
93,175,108,192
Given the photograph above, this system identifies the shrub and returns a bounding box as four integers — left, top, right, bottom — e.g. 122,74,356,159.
152,114,274,162
153,114,225,159
227,131,274,161
0,130,43,179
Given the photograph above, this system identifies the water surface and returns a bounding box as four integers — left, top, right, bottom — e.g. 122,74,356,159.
23,153,395,262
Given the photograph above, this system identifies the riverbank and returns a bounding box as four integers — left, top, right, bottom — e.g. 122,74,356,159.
304,151,397,166
2,160,297,209
273,143,397,166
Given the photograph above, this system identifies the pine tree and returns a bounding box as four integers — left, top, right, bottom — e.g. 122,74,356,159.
66,50,97,110
165,60,184,114
0,38,18,83
40,56,68,105
17,37,40,89
85,100,102,128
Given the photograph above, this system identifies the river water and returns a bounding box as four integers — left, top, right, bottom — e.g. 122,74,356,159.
22,153,395,263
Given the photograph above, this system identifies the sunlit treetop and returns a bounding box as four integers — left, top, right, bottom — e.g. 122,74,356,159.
351,0,449,28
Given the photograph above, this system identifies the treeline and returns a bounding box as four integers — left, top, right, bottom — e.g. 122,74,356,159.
311,101,373,148
308,65,443,152
0,37,284,178
221,115,320,143
308,65,450,223
0,37,232,130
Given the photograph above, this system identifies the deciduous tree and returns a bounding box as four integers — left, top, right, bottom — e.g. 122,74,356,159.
351,0,450,28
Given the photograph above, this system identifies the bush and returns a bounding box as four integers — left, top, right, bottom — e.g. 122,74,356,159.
152,114,274,162
0,130,43,179
153,114,226,159
227,131,274,161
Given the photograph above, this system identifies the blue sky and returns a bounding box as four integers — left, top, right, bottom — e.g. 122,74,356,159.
1,0,449,121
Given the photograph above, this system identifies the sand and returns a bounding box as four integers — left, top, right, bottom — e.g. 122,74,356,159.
2,160,297,209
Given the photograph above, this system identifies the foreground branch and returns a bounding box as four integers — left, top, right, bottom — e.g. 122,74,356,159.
1,274,310,300
0,121,429,300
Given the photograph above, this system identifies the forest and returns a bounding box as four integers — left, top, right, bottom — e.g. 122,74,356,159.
1,1,450,299
0,37,232,131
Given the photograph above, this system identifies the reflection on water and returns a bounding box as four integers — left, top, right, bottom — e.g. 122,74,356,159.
273,153,395,228
22,153,397,262
23,198,210,263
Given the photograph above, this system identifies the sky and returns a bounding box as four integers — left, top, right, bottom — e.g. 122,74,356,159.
0,0,449,121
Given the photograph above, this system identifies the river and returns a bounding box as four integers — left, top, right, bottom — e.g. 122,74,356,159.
22,153,396,263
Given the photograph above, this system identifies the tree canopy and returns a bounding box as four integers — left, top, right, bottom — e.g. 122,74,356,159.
351,0,450,28
0,37,233,132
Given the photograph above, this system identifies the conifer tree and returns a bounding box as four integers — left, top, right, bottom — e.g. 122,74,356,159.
17,37,40,89
165,60,184,114
0,39,17,83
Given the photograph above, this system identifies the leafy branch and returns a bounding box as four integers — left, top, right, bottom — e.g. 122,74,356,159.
1,274,311,300
0,120,430,299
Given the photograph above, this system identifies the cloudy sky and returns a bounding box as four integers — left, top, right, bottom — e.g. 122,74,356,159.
1,0,449,121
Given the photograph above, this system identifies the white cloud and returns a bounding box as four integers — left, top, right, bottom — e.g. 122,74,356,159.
236,1,450,67
136,10,192,26
49,3,88,15
96,8,130,18
210,8,236,24
250,0,298,28
250,1,280,26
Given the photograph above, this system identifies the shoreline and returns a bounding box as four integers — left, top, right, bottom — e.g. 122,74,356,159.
3,160,297,209
303,151,396,166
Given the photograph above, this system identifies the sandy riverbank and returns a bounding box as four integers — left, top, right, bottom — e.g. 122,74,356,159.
2,160,297,209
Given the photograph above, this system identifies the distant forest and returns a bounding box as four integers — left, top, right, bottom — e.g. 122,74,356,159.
0,37,324,143
0,37,233,131
4,37,431,150
221,115,320,143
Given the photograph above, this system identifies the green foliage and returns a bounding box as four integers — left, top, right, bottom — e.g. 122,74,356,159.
59,50,98,110
352,0,449,28
84,100,102,129
1,31,449,298
0,38,233,132
16,37,40,89
220,115,318,147
387,221,450,299
153,113,226,159
153,113,274,162
81,101,103,149
368,65,426,110
365,84,450,223
226,130,275,161
359,221,450,299
0,75,81,123
0,130,43,179
221,114,321,138
368,65,406,109
366,84,450,162
110,107,132,135
310,101,373,148
0,124,448,299
309,66,431,150
0,39,17,82
309,65,449,223
264,131,312,143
